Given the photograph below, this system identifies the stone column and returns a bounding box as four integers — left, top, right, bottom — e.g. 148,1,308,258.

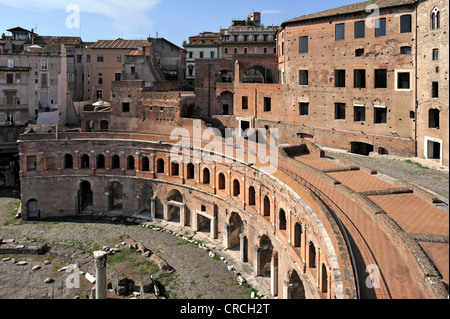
223,223,230,249
94,251,108,300
239,233,246,263
254,246,262,276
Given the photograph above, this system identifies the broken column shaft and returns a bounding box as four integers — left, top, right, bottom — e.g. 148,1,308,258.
94,251,108,299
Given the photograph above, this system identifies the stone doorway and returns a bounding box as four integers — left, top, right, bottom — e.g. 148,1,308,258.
78,181,94,215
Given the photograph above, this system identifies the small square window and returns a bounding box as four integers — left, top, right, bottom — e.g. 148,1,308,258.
299,102,309,116
97,54,104,62
432,49,439,61
122,102,130,113
335,103,346,120
397,72,410,89
355,48,365,57
374,107,387,124
354,106,366,122
400,46,412,54
299,70,308,86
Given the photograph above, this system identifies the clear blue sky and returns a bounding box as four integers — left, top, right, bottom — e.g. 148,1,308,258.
0,0,357,47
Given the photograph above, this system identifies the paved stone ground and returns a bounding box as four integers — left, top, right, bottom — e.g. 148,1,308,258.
0,189,253,300
323,148,449,202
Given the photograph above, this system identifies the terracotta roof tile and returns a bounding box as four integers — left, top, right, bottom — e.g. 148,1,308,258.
90,38,149,50
282,0,418,26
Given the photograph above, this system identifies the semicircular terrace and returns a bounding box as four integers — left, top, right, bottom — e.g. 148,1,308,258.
18,124,448,299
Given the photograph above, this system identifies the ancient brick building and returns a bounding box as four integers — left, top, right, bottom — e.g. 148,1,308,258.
196,0,448,165
16,0,449,300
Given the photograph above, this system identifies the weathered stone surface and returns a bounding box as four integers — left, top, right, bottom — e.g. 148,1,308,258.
119,235,150,254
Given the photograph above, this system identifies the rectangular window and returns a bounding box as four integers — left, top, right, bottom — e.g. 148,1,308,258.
115,73,121,81
122,102,130,113
210,51,215,58
68,73,74,83
374,107,387,124
189,51,193,58
429,109,440,129
98,73,103,85
335,70,346,88
354,69,366,88
97,54,104,62
354,21,365,39
299,102,309,116
7,59,14,68
374,69,387,89
242,96,248,110
77,55,82,63
27,156,37,172
244,47,248,54
67,57,74,64
6,73,13,84
336,23,345,40
40,73,48,88
87,55,91,63
397,72,410,89
234,48,238,54
355,48,365,57
224,48,228,55
401,46,412,54
400,15,412,33
199,51,204,58
264,97,272,112
432,49,439,61
432,82,439,98
41,60,48,70
299,36,308,53
299,70,309,86
117,54,122,62
354,106,366,122
263,47,268,54
254,47,258,54
335,103,346,120
375,18,387,37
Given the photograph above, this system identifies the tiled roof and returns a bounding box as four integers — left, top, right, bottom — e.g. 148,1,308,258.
282,0,418,26
90,38,150,49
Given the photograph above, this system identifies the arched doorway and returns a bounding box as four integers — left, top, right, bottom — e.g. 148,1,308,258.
259,235,273,278
138,184,154,217
287,270,306,299
78,181,93,214
107,182,123,214
166,189,184,223
27,199,39,219
218,91,234,115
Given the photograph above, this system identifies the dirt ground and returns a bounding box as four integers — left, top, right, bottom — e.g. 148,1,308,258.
0,189,251,300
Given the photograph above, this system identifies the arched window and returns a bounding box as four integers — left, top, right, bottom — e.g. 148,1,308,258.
112,155,121,169
171,161,179,176
141,157,150,172
431,7,440,30
186,163,195,179
279,209,287,231
65,154,73,169
100,120,109,132
309,242,317,269
294,223,302,248
248,186,256,206
127,156,135,170
321,264,328,294
97,155,105,169
263,196,271,217
233,179,240,197
203,168,210,184
156,159,165,173
218,173,226,190
81,154,90,169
